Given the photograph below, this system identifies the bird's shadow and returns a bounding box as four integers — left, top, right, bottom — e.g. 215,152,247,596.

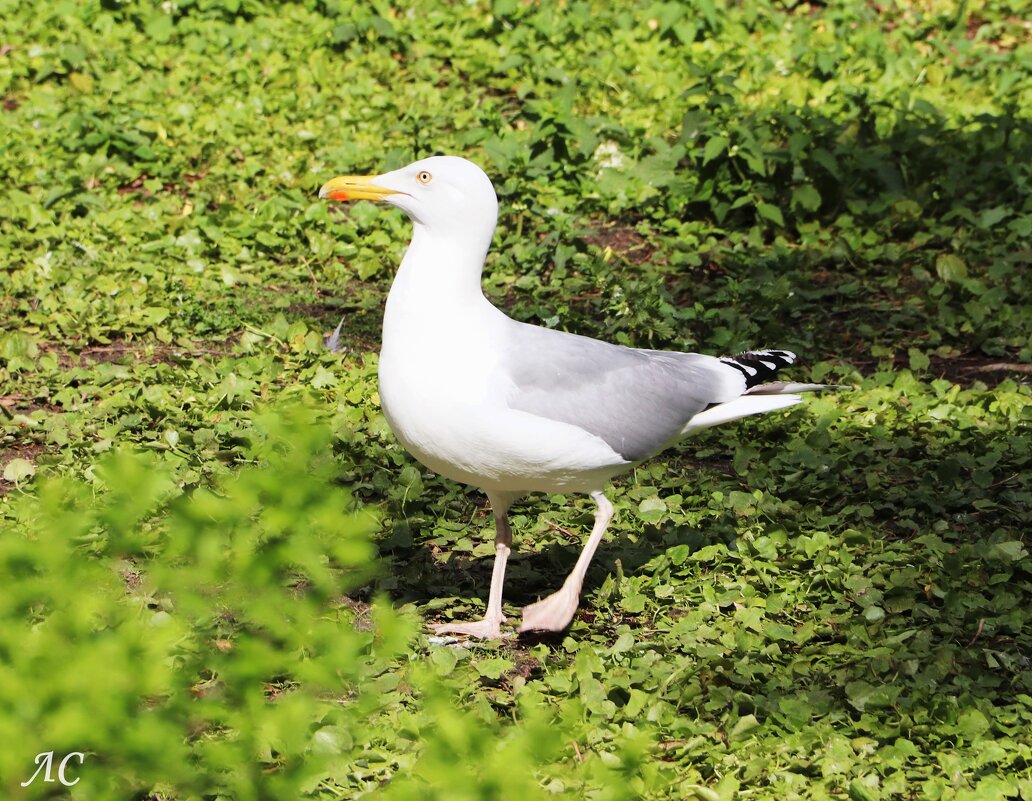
364,482,730,618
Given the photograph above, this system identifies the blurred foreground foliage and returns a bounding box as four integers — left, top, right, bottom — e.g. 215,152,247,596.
1,408,389,798
2,0,1032,798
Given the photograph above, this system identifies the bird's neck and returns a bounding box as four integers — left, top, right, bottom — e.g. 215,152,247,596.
389,223,493,308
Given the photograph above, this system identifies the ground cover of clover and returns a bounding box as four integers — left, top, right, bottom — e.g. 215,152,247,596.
1,1,1031,799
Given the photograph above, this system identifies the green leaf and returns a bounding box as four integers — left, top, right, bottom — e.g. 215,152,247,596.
3,458,36,483
756,202,784,226
848,779,881,801
429,646,458,676
491,0,519,17
845,681,899,711
935,253,968,283
956,708,990,738
141,306,171,326
476,658,512,680
987,541,1027,562
620,591,647,613
637,496,667,522
863,605,885,623
811,148,840,177
977,206,1009,229
310,365,338,389
398,465,424,500
702,136,728,165
729,714,760,740
791,184,822,212
908,348,930,371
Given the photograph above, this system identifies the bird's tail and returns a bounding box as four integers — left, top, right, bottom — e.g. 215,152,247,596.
719,348,797,388
720,348,831,394
682,349,833,434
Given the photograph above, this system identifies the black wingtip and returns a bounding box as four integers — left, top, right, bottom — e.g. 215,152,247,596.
720,349,796,388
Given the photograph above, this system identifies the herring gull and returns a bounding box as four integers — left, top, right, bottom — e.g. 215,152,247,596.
320,156,826,639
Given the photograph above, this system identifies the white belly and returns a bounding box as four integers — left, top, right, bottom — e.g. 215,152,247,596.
377,312,626,494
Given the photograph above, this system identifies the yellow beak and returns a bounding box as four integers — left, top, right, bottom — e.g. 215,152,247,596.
318,174,399,202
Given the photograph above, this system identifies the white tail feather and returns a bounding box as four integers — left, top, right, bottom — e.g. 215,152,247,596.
681,394,801,435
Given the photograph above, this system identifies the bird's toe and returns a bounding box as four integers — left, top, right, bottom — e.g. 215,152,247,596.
432,617,508,640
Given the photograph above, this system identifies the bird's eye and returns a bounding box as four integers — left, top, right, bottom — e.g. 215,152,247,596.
416,170,432,184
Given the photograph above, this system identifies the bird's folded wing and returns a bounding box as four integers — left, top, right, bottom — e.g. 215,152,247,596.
502,321,744,461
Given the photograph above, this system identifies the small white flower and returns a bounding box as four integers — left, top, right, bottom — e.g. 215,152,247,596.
594,141,625,170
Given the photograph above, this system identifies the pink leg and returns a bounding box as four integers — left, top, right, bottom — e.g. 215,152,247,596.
519,491,614,634
433,494,514,640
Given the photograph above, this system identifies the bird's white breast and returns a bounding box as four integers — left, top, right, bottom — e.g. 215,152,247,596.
378,285,625,494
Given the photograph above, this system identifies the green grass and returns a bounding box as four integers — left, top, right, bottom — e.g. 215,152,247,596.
2,0,1031,799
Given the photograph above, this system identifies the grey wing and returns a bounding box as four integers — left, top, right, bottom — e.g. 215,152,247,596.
502,321,745,461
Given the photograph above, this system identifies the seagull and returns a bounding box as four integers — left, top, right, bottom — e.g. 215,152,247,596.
319,156,826,640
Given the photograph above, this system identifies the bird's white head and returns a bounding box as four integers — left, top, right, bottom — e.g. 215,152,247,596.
319,156,498,244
